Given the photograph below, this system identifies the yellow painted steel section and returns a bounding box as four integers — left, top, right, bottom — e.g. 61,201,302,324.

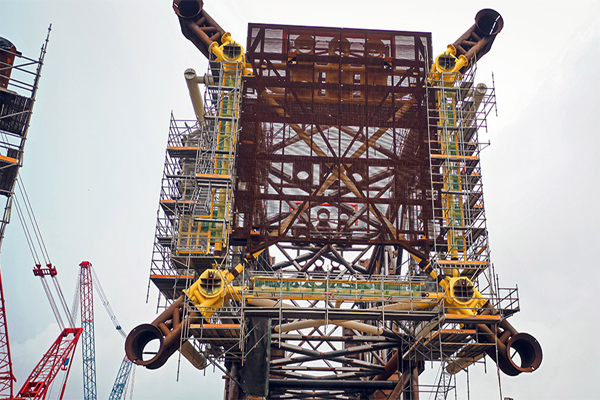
428,45,470,262
250,277,423,302
186,267,486,319
185,250,264,319
428,45,468,86
209,32,253,76
176,33,246,256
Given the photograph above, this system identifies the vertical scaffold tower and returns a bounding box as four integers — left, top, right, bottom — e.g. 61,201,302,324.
126,4,543,400
140,38,247,372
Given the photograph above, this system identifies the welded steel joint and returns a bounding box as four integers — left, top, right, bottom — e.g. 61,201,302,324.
173,0,225,59
124,296,185,369
476,318,543,376
451,8,504,72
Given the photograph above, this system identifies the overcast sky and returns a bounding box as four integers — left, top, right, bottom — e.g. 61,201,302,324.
1,0,599,399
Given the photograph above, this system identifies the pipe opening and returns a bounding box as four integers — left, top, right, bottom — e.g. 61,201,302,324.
222,43,243,60
125,323,164,366
475,9,504,37
506,333,543,372
174,0,203,19
200,270,223,295
437,54,456,71
452,278,475,302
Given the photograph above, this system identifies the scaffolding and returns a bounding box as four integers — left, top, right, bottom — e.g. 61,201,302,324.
0,31,49,250
149,58,244,304
135,16,540,400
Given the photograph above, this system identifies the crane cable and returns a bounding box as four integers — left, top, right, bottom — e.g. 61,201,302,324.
12,194,64,330
89,266,136,399
90,266,126,339
11,175,74,329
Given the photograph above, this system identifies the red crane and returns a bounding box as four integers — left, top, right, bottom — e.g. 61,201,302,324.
0,273,16,399
14,328,82,400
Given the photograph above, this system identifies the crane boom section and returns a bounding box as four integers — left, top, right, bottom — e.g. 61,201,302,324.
79,261,97,400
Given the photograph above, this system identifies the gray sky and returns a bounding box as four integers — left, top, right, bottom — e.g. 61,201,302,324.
1,0,599,399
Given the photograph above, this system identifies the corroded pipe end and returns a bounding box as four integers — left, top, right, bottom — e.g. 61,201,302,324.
475,9,504,37
0,37,19,89
173,0,204,19
125,323,172,370
500,332,543,376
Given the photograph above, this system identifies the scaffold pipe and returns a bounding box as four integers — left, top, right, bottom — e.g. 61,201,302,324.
274,320,385,336
461,83,488,130
184,68,205,122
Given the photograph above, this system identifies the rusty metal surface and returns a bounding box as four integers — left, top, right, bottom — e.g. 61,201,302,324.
234,24,436,261
452,8,504,72
173,0,226,58
125,295,186,369
0,37,20,89
476,319,543,376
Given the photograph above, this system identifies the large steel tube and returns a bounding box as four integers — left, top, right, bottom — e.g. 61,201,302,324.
173,0,226,59
500,333,543,376
274,319,385,336
451,9,504,72
476,322,543,376
184,68,205,122
125,296,192,370
373,349,399,381
269,379,398,390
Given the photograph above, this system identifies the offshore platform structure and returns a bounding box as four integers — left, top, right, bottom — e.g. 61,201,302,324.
126,2,542,399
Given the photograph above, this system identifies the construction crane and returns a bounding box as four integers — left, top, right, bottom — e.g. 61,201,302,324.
90,266,135,400
108,357,133,400
0,28,85,400
70,261,135,400
67,260,135,400
126,2,542,399
79,262,97,400
10,175,82,400
0,30,87,400
0,28,133,400
0,273,15,398
15,328,83,400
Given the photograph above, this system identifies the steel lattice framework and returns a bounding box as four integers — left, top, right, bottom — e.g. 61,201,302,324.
0,273,14,398
79,261,97,400
16,328,83,400
234,25,434,260
108,356,133,400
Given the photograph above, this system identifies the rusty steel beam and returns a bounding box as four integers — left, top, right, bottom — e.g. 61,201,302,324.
234,24,434,255
125,295,197,370
451,9,504,72
475,319,542,376
270,379,398,390
172,0,226,58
